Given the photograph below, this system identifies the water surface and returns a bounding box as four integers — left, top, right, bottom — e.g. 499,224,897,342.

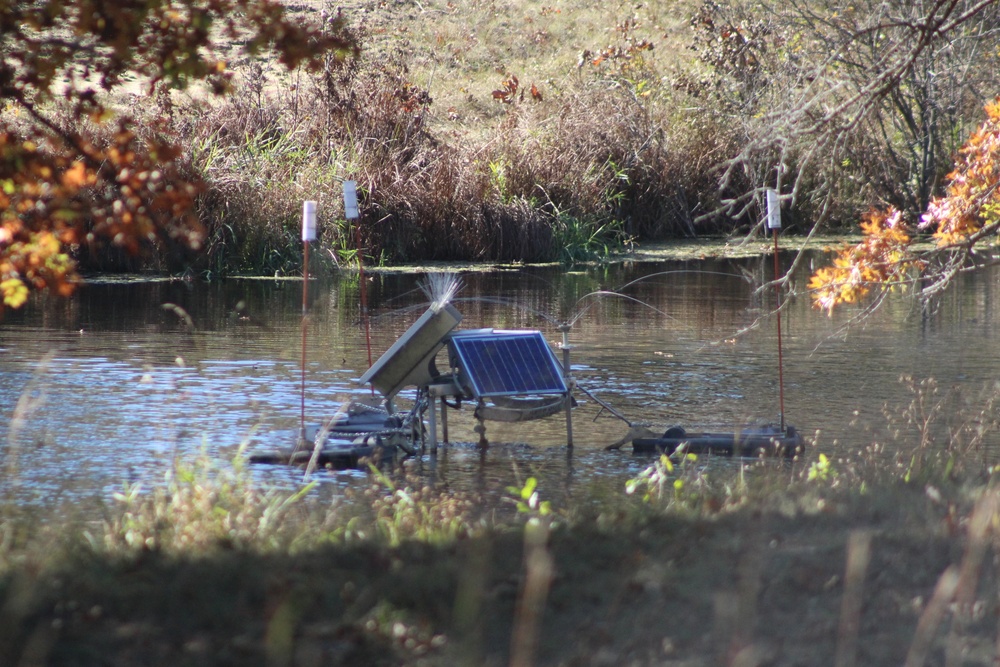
2,255,997,509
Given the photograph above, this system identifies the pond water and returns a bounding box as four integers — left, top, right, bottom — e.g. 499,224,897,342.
2,252,999,511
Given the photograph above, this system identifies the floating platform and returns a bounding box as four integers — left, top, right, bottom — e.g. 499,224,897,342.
632,424,803,458
249,401,412,469
248,432,402,469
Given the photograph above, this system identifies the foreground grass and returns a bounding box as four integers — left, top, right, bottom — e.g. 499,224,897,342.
1,431,998,666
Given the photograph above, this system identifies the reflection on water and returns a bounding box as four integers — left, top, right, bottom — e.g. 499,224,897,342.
2,254,999,509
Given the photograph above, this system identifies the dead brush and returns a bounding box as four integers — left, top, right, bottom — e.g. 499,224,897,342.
834,375,1000,486
304,54,560,263
175,4,758,271
303,48,461,261
484,82,737,241
860,376,1000,481
184,63,333,275
884,376,1000,482
166,1,827,272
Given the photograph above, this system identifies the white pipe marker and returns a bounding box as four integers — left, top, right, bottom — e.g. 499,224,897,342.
343,180,359,220
766,188,781,230
302,200,317,241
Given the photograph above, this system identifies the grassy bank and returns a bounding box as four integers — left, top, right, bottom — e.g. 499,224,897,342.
64,0,999,277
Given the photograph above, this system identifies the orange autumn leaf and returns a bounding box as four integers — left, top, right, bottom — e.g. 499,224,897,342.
60,161,93,190
0,0,358,316
808,209,920,314
810,96,1000,313
920,99,1000,246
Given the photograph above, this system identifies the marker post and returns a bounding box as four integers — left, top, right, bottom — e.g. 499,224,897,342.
344,181,374,375
300,200,317,443
766,188,786,432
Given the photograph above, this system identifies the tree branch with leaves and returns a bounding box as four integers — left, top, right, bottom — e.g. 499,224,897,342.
809,97,1000,313
0,0,356,313
694,0,1000,231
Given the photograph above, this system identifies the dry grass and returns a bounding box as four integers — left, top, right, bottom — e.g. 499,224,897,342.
8,0,996,274
36,0,991,274
161,0,741,273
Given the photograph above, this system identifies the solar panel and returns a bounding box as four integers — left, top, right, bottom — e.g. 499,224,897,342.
448,330,568,398
359,304,462,399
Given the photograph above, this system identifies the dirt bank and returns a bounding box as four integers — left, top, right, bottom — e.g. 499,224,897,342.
2,479,991,667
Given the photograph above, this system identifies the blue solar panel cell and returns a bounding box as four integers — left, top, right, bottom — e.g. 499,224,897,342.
448,331,567,398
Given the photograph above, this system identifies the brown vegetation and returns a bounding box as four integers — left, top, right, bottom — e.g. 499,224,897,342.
172,0,1000,277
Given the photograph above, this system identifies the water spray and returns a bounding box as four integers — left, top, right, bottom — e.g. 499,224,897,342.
419,272,463,312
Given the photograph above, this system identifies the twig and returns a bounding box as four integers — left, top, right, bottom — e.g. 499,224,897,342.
835,530,873,667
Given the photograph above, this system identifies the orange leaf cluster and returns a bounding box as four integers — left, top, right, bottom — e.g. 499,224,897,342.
589,41,654,67
808,209,919,315
0,231,75,309
589,20,654,67
397,81,432,114
492,76,519,103
920,98,1000,246
808,97,1000,314
1,134,89,310
0,0,358,315
577,17,654,72
0,123,204,314
490,75,543,104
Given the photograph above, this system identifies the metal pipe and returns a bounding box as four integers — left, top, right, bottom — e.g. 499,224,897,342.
427,389,437,451
299,227,309,443
355,221,374,383
561,325,574,447
440,397,449,446
772,228,786,432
